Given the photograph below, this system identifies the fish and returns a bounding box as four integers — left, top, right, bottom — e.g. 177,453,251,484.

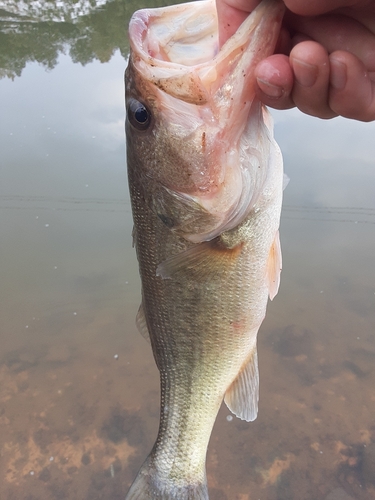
124,0,285,498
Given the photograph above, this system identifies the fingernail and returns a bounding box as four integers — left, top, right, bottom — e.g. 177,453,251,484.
330,58,347,90
256,78,284,98
293,58,318,87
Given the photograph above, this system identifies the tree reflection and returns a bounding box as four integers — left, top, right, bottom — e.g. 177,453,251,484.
0,0,172,79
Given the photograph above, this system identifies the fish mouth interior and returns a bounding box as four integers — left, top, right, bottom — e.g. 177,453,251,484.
129,0,284,107
130,1,219,66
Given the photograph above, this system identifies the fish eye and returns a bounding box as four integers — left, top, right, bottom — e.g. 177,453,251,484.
127,98,151,131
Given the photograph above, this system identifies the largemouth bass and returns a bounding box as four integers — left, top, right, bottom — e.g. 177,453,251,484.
125,0,285,498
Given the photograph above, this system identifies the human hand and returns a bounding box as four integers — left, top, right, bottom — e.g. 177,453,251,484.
216,0,375,121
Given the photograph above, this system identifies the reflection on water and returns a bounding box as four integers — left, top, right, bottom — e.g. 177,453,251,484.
0,0,188,80
1,1,375,499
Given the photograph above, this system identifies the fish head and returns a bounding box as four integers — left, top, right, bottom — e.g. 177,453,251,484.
126,0,284,242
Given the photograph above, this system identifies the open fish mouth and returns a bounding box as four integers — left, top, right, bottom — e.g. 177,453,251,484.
128,0,284,107
126,0,284,242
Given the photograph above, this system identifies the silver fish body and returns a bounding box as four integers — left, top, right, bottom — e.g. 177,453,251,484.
125,1,285,498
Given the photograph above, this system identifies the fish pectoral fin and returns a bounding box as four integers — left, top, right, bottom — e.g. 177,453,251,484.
156,238,243,279
224,345,259,422
267,229,282,301
136,303,150,342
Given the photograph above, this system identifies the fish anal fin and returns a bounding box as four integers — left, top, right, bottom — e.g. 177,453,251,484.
136,303,150,342
156,238,244,280
267,229,282,301
224,345,259,422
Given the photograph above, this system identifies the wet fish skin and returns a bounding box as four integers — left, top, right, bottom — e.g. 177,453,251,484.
125,0,284,498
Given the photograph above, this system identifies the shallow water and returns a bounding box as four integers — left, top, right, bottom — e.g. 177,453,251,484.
1,1,375,499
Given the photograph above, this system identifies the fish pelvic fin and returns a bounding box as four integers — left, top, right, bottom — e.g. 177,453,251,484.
125,457,209,500
224,344,259,422
267,229,282,301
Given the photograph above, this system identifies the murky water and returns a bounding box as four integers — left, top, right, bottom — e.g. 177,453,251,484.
1,1,375,499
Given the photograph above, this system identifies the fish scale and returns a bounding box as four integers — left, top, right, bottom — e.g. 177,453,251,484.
125,0,285,498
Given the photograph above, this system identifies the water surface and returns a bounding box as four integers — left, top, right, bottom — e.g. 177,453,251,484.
1,1,375,499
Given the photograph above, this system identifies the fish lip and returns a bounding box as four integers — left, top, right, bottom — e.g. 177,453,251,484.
127,8,150,52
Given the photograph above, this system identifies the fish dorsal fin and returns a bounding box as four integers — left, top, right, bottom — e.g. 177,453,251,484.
131,225,137,248
136,303,150,342
224,345,259,422
283,173,290,190
267,230,282,301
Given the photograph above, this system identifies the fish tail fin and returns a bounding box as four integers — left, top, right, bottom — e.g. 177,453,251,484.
125,457,209,500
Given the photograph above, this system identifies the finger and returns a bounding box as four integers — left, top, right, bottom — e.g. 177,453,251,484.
338,4,375,36
329,50,375,121
255,54,295,110
286,12,375,72
283,0,355,16
216,0,260,46
290,41,337,119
